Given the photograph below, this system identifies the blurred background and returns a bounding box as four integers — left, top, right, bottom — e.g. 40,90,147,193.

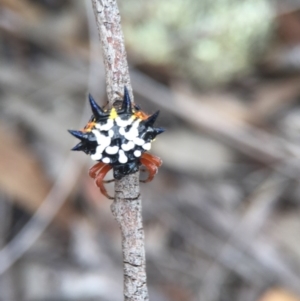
1,0,300,300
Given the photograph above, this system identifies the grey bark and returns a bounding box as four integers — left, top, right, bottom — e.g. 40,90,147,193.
91,0,132,105
91,1,149,300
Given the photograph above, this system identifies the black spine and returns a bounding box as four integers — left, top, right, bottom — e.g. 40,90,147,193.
71,142,84,151
88,94,107,119
122,86,132,114
144,110,160,127
154,127,165,135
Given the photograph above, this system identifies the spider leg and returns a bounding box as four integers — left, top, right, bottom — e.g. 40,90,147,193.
142,152,162,167
140,157,158,183
103,179,115,184
95,164,114,199
89,162,106,179
89,163,115,183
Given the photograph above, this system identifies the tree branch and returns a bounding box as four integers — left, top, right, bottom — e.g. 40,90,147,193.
90,0,149,300
91,0,131,105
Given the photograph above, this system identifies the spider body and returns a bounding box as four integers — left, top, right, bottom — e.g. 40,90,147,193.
68,87,164,198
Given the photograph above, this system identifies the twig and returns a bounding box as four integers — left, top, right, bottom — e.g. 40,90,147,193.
91,0,131,105
91,1,149,300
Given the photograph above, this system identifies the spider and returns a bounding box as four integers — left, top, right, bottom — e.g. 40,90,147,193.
68,86,164,199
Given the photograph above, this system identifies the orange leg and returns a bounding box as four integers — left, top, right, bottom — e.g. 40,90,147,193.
89,162,106,179
89,162,114,183
140,157,158,183
141,152,162,167
95,164,114,199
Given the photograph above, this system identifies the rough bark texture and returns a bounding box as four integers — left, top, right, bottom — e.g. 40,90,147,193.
113,175,148,301
91,0,132,105
91,1,149,300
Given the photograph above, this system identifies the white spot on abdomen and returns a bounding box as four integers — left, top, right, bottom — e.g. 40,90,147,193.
102,157,111,163
124,128,138,140
116,116,134,127
105,145,119,154
92,129,111,147
90,129,112,161
119,127,125,135
142,142,151,150
97,119,113,131
133,137,145,146
134,150,142,157
121,141,134,151
119,119,141,141
118,150,128,163
91,146,103,161
132,120,141,128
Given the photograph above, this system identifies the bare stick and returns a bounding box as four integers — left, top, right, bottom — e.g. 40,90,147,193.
91,1,149,300
91,0,131,105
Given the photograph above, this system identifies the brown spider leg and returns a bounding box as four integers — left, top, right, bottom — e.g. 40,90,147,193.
141,152,162,167
140,157,158,183
95,164,114,199
89,162,106,179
